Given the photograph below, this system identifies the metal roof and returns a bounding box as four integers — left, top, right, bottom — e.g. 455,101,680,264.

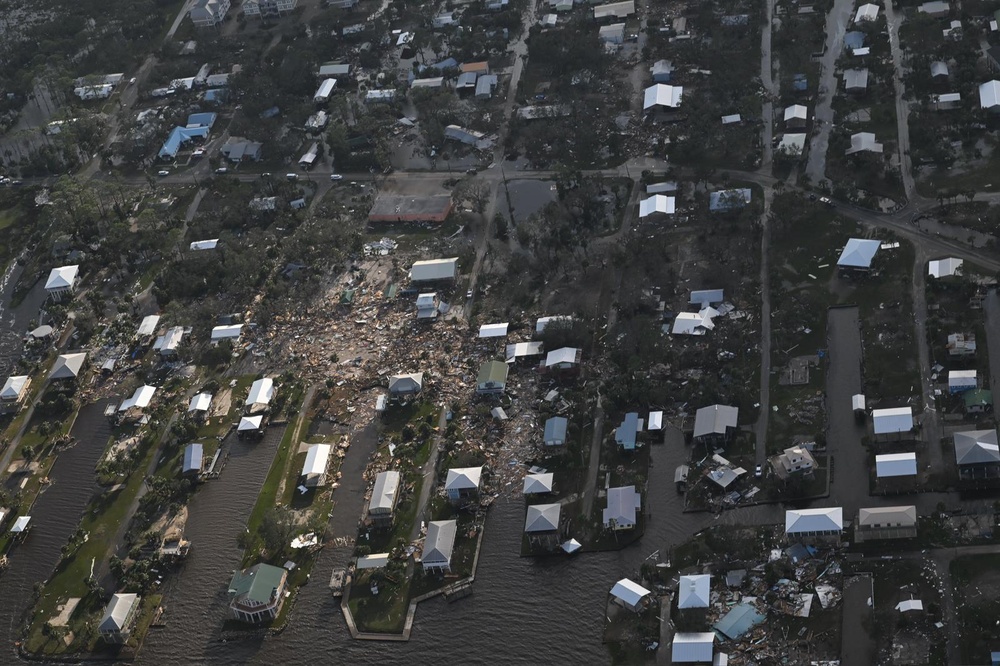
672,632,715,663
45,265,79,290
714,602,766,639
954,429,1000,465
369,470,400,512
603,485,641,527
875,452,917,477
785,507,843,533
693,404,738,438
678,574,711,608
188,392,213,412
523,472,554,494
479,322,509,338
246,378,275,407
639,194,676,217
524,503,560,532
0,376,28,401
301,444,332,478
872,407,913,434
837,238,881,268
410,258,458,282
423,520,457,565
544,416,568,443
643,84,683,110
50,353,87,379
611,578,651,606
138,315,161,337
445,466,482,491
99,593,139,633
183,443,203,474
928,257,963,278
211,324,243,340
858,505,917,527
119,385,156,412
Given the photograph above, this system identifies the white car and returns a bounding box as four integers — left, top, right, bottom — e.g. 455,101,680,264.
330,173,343,181
157,170,170,176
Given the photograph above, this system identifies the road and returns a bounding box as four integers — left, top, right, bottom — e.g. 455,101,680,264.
883,0,915,200
910,246,942,473
754,186,774,464
759,0,777,168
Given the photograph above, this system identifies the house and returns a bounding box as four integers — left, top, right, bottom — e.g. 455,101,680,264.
678,574,711,609
211,324,243,343
0,376,30,411
843,68,869,93
189,0,230,27
478,323,509,338
785,507,844,542
153,326,186,358
182,443,204,476
615,412,640,450
651,59,673,83
301,443,332,487
137,315,160,339
540,13,557,26
476,360,509,395
603,485,641,530
638,194,676,218
930,60,950,80
433,11,457,28
979,80,1000,111
693,405,739,444
50,353,87,381
75,84,113,100
544,416,568,446
949,369,978,393
964,388,993,414
238,415,263,436
475,74,498,100
777,133,807,156
784,104,808,129
855,505,917,541
875,452,918,478
220,137,263,162
388,372,423,397
932,93,961,111
523,472,554,495
708,188,752,211
690,289,724,307
444,125,493,150
648,411,663,431
98,593,140,643
365,89,396,103
918,0,950,17
846,132,883,155
671,309,718,335
837,238,881,272
854,3,879,21
367,470,401,524
415,293,439,320
599,22,626,44
410,258,458,283
445,466,483,503
228,563,288,624
872,407,914,438
929,257,963,278
643,84,683,110
524,503,561,549
714,602,766,640
610,578,652,612
190,239,219,251
411,77,445,89
506,341,545,362
314,79,337,103
243,0,298,18
947,333,976,358
245,378,275,413
119,385,157,416
844,31,865,50
593,0,634,19
298,143,319,169
954,429,1000,470
771,445,817,478
544,347,581,370
45,265,79,300
422,520,457,573
317,63,350,77
672,633,716,663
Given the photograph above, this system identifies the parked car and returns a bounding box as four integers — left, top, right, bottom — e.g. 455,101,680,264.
755,464,763,478
819,196,834,206
286,173,299,181
330,173,343,181
157,170,169,176
215,167,228,174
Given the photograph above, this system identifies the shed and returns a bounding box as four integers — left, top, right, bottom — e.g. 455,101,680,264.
610,578,652,612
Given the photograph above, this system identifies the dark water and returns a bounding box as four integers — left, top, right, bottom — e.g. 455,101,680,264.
0,263,48,378
0,401,111,656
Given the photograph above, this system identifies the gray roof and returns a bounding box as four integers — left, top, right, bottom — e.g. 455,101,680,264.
857,505,917,527
844,68,869,90
410,258,458,282
50,352,87,380
524,503,560,532
615,412,640,447
931,61,949,77
544,416,568,442
183,443,203,474
689,289,724,306
369,470,401,512
954,429,1000,465
99,593,139,633
693,404,738,438
423,519,457,565
838,238,881,268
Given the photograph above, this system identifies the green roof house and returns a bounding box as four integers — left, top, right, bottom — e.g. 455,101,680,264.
476,360,509,395
228,563,288,624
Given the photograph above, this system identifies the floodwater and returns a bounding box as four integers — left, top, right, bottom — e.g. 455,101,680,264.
501,179,557,224
0,262,48,378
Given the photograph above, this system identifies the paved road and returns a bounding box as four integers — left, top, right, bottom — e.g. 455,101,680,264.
759,0,777,168
754,186,774,464
983,292,1000,393
910,246,943,472
883,0,915,200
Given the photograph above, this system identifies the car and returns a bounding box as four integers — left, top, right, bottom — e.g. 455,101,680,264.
261,172,272,178
215,167,228,174
129,77,136,85
466,289,474,299
754,464,763,478
808,193,817,201
286,173,299,181
157,170,170,176
818,196,834,206
466,168,478,175
330,173,343,181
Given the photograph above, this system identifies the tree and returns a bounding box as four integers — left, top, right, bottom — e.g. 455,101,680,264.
259,506,297,557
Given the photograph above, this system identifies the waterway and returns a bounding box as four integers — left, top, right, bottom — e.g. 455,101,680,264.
0,263,48,377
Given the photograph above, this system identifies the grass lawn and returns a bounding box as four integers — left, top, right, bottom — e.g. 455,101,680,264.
348,569,412,634
241,419,297,567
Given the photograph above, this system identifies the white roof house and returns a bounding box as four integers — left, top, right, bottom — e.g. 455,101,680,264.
610,578,652,610
524,503,561,532
50,353,87,380
388,372,423,395
948,369,977,392
784,104,808,123
153,326,186,355
648,411,663,430
0,376,29,401
410,258,458,282
137,315,161,338
593,0,635,19
479,323,509,338
523,472,555,495
211,324,243,341
445,466,483,493
369,470,401,512
843,68,869,91
778,133,807,156
190,239,219,251
837,238,881,268
11,516,31,533
693,404,738,439
98,593,139,638
639,195,676,218
928,257,963,278
643,84,683,110
238,415,263,431
872,407,913,435
188,392,213,413
544,347,581,368
603,485,641,529
979,80,1000,110
506,341,545,361
876,452,918,477
314,78,337,102
954,429,1000,465
671,310,717,336
678,574,711,609
855,3,879,21
423,520,457,571
45,265,79,293
301,443,332,481
245,378,275,408
119,385,156,412
672,632,716,663
356,553,390,569
785,507,844,534
846,132,883,155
